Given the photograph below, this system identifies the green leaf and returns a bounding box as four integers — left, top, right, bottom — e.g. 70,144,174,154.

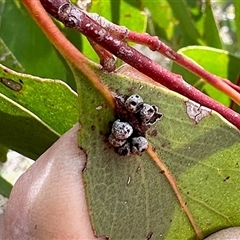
0,93,59,159
89,0,147,32
0,145,8,163
203,0,223,49
141,0,175,42
0,64,78,159
233,0,240,50
166,0,202,45
172,46,240,107
0,0,76,89
0,176,12,197
0,37,24,72
74,63,240,239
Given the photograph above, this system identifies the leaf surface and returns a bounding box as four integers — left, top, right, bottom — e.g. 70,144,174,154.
0,176,12,197
74,64,240,239
166,0,202,45
0,0,77,89
202,1,223,49
0,64,78,159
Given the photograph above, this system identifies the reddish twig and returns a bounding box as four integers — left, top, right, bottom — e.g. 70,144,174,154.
38,0,240,129
126,32,240,106
225,78,240,93
22,0,115,109
87,39,116,72
229,75,240,109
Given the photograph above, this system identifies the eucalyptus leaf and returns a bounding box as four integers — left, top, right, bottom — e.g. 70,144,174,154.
203,1,223,49
0,0,75,87
0,93,59,159
74,63,240,239
166,0,202,45
233,0,240,50
89,0,147,32
141,0,175,42
0,176,12,197
0,145,7,163
0,64,78,159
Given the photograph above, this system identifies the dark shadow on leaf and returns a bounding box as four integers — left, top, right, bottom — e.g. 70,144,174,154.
0,111,59,160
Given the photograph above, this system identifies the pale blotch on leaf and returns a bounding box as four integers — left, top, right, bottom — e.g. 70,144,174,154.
204,227,240,240
185,100,211,123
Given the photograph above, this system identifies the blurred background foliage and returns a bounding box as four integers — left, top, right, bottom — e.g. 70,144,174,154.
0,0,240,89
0,0,240,197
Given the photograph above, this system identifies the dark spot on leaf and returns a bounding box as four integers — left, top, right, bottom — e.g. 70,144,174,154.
185,202,187,205
91,125,95,131
160,170,165,174
127,86,136,93
124,13,131,18
187,191,190,194
235,162,239,168
0,78,22,91
3,68,8,73
149,129,157,137
146,232,153,240
223,176,230,182
19,79,23,84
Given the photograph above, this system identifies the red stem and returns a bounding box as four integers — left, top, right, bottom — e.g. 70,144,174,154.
229,75,240,109
39,0,240,129
126,32,240,106
225,78,240,93
22,0,115,108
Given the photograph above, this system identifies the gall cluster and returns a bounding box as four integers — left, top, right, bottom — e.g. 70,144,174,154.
108,94,162,156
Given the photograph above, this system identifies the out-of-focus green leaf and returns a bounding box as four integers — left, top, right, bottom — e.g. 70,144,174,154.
0,64,78,159
74,63,240,239
0,0,76,89
166,0,202,45
0,64,78,134
172,46,240,107
233,0,240,50
89,0,147,32
83,0,147,64
0,176,12,197
142,0,206,49
0,145,7,163
142,0,175,42
203,1,223,49
0,93,59,159
0,37,24,72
